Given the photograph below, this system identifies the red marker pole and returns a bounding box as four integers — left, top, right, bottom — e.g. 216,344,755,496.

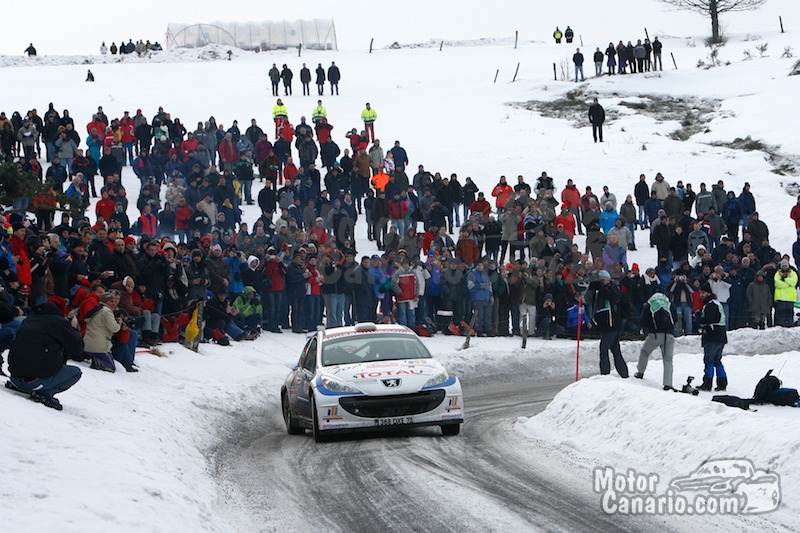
575,305,582,381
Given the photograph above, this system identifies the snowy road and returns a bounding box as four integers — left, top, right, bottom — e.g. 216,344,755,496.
212,378,654,532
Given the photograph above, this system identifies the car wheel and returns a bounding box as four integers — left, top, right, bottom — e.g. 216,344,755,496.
283,394,305,435
311,396,328,443
441,424,460,436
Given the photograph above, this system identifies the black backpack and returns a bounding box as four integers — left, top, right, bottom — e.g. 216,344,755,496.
752,370,782,404
651,307,675,333
769,388,800,407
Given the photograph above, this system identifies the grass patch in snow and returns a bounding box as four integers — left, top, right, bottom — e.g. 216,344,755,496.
708,136,799,177
514,91,722,141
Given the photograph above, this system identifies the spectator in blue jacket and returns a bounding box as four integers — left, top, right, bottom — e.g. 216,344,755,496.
598,202,619,234
467,260,492,336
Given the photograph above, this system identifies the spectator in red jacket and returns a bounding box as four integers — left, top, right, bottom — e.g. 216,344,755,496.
9,223,32,287
102,127,117,148
217,132,238,171
554,206,577,238
561,178,583,235
118,111,136,165
138,204,157,238
180,132,199,160
95,190,116,222
791,195,800,229
470,192,492,221
491,176,514,214
175,197,193,243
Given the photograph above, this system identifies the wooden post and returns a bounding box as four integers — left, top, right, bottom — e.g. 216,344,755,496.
514,30,519,49
439,40,444,52
369,38,373,53
553,62,557,81
512,62,520,82
494,69,499,83
644,27,650,41
462,310,478,349
671,52,678,69
575,307,582,381
780,16,784,33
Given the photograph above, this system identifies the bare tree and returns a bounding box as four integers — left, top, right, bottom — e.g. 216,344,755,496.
660,0,768,43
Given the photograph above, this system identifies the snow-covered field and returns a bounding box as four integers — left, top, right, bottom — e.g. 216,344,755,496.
2,1,800,529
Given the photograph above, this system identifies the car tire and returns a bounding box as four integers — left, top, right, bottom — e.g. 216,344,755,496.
283,394,305,435
441,424,460,436
311,396,328,443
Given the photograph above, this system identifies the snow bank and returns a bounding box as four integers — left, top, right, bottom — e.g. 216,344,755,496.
0,341,294,533
518,348,800,528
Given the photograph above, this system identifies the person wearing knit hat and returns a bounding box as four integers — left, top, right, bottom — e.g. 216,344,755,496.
124,235,136,246
696,280,728,391
631,263,639,272
774,258,799,327
590,268,628,378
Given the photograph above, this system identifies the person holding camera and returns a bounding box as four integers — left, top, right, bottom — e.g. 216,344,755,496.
696,282,728,391
635,290,675,390
774,259,798,327
6,300,84,410
111,309,139,372
83,292,122,372
590,270,629,378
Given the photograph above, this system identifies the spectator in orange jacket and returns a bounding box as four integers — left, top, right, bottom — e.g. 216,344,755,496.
371,166,390,192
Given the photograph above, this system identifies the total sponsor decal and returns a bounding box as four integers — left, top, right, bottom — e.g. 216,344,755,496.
353,369,424,380
446,397,462,412
324,406,343,421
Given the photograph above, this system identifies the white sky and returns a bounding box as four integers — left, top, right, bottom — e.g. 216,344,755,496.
2,0,794,55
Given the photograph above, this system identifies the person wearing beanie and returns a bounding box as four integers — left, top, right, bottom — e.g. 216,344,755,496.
774,259,798,327
696,282,727,391
589,269,629,377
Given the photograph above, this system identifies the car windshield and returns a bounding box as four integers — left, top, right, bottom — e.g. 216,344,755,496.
321,333,432,366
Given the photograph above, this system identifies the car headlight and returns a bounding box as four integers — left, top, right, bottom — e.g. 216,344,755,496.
321,376,360,393
424,368,450,388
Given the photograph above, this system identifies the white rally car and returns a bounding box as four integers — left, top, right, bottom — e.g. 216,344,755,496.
281,323,464,441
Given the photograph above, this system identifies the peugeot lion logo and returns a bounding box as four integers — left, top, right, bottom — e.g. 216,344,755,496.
382,379,401,388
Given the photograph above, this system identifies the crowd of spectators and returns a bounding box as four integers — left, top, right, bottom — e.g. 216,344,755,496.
1,95,799,391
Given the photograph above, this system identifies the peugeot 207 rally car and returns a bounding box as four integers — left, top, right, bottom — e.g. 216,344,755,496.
281,323,464,441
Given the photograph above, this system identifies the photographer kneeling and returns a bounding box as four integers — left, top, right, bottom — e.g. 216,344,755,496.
6,301,84,410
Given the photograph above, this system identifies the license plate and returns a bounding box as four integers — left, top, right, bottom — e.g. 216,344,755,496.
374,416,413,426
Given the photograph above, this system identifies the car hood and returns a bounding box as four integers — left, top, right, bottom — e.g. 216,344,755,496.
322,359,446,395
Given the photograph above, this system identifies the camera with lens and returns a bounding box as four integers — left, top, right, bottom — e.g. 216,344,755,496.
681,376,700,396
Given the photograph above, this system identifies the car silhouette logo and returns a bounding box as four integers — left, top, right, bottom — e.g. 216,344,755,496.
383,379,401,388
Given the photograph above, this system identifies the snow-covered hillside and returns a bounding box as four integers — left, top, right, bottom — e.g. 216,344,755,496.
2,6,800,530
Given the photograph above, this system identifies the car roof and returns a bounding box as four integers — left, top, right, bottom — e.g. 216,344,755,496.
320,323,413,342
